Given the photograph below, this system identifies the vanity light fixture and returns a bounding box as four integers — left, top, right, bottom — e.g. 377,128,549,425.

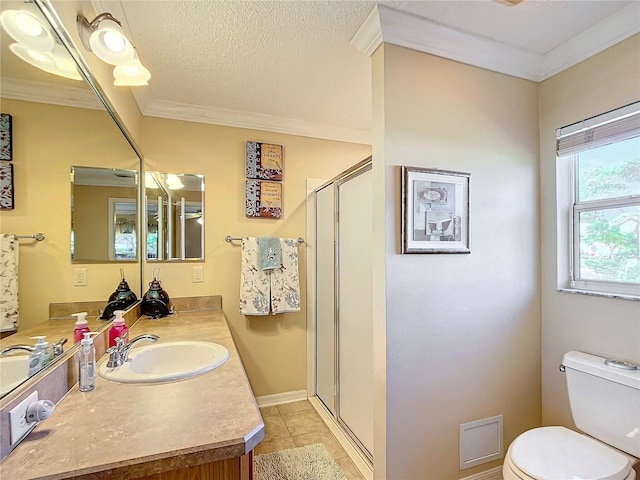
77,12,151,87
1,5,82,80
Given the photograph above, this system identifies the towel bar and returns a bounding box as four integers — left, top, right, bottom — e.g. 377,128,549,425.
15,233,45,241
225,235,304,244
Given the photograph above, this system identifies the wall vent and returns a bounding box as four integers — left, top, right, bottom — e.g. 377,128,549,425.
459,415,503,470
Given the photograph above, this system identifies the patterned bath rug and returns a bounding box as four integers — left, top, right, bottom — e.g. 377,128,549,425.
254,443,347,480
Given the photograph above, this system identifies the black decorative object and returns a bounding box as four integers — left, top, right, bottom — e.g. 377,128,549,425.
142,268,171,318
100,268,138,319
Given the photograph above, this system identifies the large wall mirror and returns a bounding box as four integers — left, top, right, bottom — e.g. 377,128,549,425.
0,0,142,400
145,172,204,261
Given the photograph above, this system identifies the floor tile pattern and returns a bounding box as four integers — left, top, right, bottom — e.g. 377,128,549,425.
257,400,364,480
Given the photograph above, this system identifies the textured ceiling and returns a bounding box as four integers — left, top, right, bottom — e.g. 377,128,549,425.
107,0,636,141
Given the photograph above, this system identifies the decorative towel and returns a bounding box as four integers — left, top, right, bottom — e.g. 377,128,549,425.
0,234,19,331
270,238,301,314
240,237,270,315
239,237,301,315
257,236,281,271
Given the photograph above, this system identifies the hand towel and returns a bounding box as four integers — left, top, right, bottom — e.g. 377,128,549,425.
0,234,19,331
270,238,301,314
257,236,281,271
239,237,270,315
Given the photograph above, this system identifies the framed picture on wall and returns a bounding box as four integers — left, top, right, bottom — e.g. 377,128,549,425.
401,166,470,254
246,141,283,181
0,162,14,210
246,180,283,219
0,113,12,161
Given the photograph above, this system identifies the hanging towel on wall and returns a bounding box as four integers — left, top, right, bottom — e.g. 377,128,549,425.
0,234,19,331
270,238,301,314
257,236,281,271
239,237,270,315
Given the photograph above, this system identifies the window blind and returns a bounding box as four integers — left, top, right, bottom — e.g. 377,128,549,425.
556,101,640,157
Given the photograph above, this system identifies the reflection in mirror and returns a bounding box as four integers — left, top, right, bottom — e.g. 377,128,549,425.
71,167,138,262
145,172,204,261
0,1,142,400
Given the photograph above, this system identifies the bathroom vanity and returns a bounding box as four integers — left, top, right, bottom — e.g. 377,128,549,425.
0,298,265,479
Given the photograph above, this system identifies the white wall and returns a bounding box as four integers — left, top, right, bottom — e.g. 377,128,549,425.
373,44,541,479
539,35,640,428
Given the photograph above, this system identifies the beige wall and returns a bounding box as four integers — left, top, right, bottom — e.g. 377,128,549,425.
373,44,541,479
539,35,640,428
73,185,137,261
140,116,371,396
0,99,140,330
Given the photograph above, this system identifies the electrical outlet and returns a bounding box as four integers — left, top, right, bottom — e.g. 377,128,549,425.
9,391,38,446
74,268,87,286
192,266,203,283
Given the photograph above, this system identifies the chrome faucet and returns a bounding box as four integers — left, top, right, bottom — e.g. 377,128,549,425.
106,333,159,368
0,345,36,356
51,337,68,357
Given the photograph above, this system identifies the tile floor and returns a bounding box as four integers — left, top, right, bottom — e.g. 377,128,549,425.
257,400,365,480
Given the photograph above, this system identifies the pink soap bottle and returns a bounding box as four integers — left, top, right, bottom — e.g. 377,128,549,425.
108,310,129,348
72,312,90,343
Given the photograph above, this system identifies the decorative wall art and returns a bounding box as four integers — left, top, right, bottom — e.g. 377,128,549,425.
401,166,470,254
246,141,283,180
0,113,12,161
0,163,14,210
246,180,282,219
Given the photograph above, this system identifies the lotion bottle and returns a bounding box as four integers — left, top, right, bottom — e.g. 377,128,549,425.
78,332,98,392
72,312,90,343
108,310,129,348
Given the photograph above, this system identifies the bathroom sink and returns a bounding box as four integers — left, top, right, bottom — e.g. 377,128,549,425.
0,355,31,396
98,341,230,384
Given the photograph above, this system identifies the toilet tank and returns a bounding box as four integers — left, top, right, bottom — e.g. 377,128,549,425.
563,351,640,458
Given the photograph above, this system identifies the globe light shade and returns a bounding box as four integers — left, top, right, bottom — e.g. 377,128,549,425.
88,18,134,65
1,9,55,52
113,56,151,86
9,43,82,81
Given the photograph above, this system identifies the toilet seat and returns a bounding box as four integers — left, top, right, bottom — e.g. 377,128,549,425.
506,426,633,480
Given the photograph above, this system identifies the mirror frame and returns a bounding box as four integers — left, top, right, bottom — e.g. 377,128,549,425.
0,0,144,403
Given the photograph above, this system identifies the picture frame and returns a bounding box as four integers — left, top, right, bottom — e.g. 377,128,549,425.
401,166,470,254
245,179,283,219
246,141,283,181
0,113,12,161
0,162,14,210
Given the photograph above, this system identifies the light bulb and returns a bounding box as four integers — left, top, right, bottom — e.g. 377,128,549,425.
103,30,126,53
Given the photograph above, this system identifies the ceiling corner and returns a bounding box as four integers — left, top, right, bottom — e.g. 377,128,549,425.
350,5,383,57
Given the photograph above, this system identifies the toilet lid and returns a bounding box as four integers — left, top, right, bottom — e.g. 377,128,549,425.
510,426,632,480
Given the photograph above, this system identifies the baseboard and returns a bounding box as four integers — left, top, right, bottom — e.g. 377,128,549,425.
309,396,374,480
459,465,503,480
255,390,308,408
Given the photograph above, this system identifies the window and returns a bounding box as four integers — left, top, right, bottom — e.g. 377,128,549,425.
557,102,640,297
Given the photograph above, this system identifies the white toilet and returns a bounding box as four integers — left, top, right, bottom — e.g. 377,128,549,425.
503,351,639,480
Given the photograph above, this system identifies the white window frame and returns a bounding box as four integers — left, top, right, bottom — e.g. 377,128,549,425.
557,102,640,299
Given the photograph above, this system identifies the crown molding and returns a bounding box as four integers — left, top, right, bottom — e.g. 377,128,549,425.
0,77,103,110
141,99,372,145
350,6,383,57
539,2,640,80
352,4,640,83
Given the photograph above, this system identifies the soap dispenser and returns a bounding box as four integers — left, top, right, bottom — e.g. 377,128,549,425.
78,332,98,392
108,310,129,348
72,312,90,343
